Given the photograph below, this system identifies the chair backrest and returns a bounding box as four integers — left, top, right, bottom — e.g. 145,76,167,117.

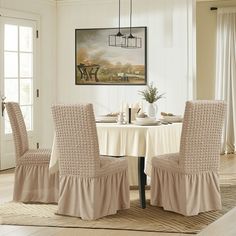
179,100,226,173
51,104,100,177
5,102,29,160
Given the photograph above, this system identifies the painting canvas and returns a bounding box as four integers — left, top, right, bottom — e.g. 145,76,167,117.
75,27,147,85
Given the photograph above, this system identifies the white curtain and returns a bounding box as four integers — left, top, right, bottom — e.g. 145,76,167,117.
215,7,236,154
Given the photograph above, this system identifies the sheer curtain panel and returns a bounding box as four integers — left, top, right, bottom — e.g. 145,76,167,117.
215,7,236,153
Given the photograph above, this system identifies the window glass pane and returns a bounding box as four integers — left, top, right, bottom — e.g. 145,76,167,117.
4,24,18,51
20,79,32,105
4,112,12,134
5,79,18,102
20,53,32,77
21,106,32,131
4,52,18,77
20,26,32,52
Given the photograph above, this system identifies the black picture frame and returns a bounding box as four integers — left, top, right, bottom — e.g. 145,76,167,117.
75,27,147,85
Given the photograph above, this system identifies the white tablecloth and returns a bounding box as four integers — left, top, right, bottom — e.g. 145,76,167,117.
49,123,182,177
97,123,147,157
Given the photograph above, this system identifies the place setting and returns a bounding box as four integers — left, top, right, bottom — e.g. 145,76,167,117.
96,112,119,123
96,109,183,127
160,112,183,124
132,112,161,126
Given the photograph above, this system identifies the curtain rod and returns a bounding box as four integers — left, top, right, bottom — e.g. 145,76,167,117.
210,7,218,11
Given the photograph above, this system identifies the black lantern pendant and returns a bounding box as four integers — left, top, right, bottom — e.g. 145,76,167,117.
122,0,142,49
109,0,125,47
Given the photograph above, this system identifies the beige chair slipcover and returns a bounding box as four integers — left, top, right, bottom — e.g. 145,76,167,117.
6,102,59,203
52,104,130,220
151,100,226,216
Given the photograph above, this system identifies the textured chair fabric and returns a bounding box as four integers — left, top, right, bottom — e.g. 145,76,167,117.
151,100,226,216
6,102,59,203
52,104,130,220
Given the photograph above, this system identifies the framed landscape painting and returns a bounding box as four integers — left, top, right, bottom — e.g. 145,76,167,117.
75,27,147,85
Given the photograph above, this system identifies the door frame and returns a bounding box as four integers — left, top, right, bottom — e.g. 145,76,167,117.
0,9,41,169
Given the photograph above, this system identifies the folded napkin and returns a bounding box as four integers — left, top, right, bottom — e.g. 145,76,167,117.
161,112,174,117
160,112,183,123
104,112,119,117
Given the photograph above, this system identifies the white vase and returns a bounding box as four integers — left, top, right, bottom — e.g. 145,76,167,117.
147,103,157,118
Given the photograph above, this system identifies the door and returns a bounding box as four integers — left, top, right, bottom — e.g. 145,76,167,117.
0,17,39,170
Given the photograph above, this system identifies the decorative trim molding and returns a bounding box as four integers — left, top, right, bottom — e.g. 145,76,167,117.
0,8,40,21
56,0,114,6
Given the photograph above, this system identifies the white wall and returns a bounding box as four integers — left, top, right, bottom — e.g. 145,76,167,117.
57,0,195,117
0,0,57,147
0,0,195,147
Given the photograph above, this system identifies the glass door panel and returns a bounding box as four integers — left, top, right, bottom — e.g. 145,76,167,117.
20,79,32,105
4,52,18,77
4,24,18,51
2,21,34,134
20,53,33,77
4,79,18,102
0,15,38,170
19,26,33,52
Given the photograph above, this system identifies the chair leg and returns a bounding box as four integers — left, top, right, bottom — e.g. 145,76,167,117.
138,156,146,209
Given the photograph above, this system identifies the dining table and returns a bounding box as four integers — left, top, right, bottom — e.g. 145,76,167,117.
49,122,182,209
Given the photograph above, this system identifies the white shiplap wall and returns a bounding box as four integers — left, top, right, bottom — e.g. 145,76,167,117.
0,0,196,147
56,0,196,117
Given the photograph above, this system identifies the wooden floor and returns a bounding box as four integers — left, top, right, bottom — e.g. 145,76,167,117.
0,155,236,236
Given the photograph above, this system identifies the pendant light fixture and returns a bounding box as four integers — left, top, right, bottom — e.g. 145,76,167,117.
108,0,124,47
122,0,142,49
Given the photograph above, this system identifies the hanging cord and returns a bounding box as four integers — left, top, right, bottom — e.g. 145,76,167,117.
119,0,121,31
129,0,132,36
117,0,123,36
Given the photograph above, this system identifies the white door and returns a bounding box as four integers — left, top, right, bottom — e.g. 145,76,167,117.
0,17,39,170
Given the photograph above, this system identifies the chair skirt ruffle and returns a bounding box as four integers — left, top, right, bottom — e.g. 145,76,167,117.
150,167,222,216
57,170,130,220
14,165,59,203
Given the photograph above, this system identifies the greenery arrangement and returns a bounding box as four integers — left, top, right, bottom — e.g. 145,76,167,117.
139,83,164,103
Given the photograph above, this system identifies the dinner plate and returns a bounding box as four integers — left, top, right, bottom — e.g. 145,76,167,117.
133,120,161,126
96,119,117,123
96,116,117,122
136,117,156,123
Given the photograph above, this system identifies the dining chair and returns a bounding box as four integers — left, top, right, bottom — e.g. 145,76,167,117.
150,100,226,216
6,102,59,203
52,104,130,220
